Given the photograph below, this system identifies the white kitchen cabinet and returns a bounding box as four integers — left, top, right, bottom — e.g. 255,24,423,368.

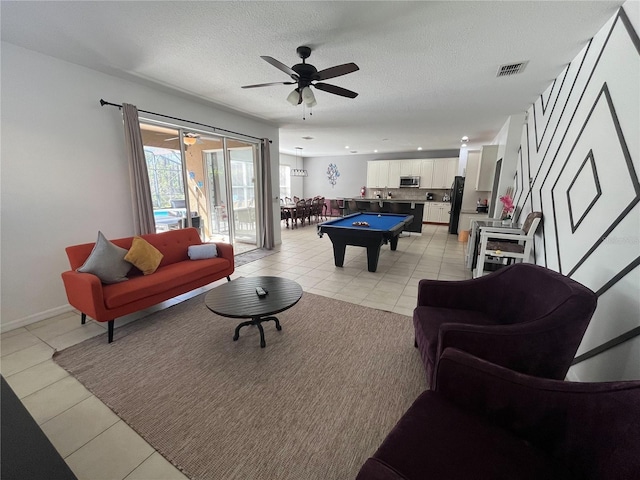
422,202,450,224
388,161,401,188
370,158,457,190
422,203,431,222
445,158,458,185
420,160,434,188
366,161,377,188
436,203,451,224
476,145,499,191
431,158,458,189
367,161,391,188
400,159,421,176
431,162,447,189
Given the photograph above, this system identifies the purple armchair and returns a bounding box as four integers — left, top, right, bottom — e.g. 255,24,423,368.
413,263,596,387
357,348,640,480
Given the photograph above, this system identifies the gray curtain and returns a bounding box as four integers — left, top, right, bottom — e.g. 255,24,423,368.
122,103,155,235
261,138,275,249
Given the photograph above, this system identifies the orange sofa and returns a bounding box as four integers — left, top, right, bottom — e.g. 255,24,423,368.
61,228,234,343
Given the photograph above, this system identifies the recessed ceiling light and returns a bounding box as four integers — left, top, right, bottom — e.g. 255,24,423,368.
374,149,378,153
417,147,423,151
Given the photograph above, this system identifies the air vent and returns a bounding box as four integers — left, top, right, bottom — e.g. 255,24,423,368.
301,136,314,140
497,61,528,77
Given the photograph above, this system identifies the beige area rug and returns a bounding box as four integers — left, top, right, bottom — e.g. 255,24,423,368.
54,292,426,480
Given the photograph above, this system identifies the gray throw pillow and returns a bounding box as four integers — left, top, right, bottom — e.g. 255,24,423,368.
77,231,131,283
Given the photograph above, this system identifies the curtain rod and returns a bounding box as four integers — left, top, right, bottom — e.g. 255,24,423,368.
99,99,271,144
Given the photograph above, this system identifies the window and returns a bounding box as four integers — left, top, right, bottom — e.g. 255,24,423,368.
279,165,291,200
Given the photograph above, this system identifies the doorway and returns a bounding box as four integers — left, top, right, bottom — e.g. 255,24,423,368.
204,139,259,254
139,123,260,254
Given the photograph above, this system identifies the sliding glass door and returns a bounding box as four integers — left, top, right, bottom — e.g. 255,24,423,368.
204,139,258,253
140,122,260,253
229,140,258,249
140,124,189,232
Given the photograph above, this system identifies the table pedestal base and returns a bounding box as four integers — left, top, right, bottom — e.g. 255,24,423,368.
233,316,282,348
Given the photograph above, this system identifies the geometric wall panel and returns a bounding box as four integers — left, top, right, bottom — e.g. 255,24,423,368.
551,83,639,276
567,149,602,233
518,6,640,380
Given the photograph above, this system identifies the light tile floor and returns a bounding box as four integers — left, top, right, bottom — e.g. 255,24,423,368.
0,222,470,480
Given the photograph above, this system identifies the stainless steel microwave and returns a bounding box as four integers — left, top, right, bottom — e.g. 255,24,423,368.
399,176,420,187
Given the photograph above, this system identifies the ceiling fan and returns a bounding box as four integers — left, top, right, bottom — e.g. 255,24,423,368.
241,46,359,107
164,132,202,146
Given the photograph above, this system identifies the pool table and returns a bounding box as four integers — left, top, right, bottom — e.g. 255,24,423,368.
317,213,414,272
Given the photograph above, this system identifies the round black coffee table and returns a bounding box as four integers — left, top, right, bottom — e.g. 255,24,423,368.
204,276,303,348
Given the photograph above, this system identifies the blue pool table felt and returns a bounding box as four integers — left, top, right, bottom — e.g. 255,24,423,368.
322,213,410,230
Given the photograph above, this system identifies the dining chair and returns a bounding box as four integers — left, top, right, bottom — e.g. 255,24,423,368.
329,199,347,217
311,197,322,223
295,200,306,227
476,212,542,277
319,197,327,221
305,198,313,224
355,200,370,212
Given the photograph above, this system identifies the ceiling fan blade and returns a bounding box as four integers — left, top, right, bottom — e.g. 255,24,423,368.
165,136,179,141
314,82,359,99
260,56,298,78
316,63,359,81
241,81,296,89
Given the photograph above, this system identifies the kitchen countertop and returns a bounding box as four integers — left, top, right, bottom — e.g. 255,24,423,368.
345,197,450,203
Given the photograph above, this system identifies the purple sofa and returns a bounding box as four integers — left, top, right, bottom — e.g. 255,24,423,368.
356,348,640,480
413,263,597,387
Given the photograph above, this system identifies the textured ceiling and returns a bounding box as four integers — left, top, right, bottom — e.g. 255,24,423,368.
1,1,623,156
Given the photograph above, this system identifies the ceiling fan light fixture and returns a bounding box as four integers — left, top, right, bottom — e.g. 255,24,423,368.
183,136,197,146
301,86,316,107
286,89,300,106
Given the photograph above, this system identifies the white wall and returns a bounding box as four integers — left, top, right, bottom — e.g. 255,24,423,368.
500,3,639,381
490,113,527,217
0,42,279,331
303,150,460,199
460,150,491,213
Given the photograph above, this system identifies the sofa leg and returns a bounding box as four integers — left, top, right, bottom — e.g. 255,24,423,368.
226,276,231,282
81,313,86,325
108,320,114,343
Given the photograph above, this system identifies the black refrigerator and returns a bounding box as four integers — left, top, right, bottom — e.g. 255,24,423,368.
448,176,465,234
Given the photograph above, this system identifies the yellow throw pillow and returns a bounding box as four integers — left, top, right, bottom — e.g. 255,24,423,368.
124,237,163,275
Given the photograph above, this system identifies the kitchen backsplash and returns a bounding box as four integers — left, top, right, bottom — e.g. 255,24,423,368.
367,188,450,202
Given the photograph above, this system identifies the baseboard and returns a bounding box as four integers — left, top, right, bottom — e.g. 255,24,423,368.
0,304,74,333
